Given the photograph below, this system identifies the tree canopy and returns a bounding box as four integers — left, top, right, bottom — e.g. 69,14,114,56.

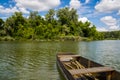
0,7,103,41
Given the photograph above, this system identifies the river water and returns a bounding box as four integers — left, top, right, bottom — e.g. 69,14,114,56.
0,40,120,80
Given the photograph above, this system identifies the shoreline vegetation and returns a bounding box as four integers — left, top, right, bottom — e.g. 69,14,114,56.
0,36,92,41
0,35,119,42
0,7,120,41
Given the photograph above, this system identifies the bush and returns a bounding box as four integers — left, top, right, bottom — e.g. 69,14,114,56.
0,36,15,41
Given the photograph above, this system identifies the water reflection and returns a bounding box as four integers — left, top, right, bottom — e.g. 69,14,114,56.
0,40,120,80
78,40,120,71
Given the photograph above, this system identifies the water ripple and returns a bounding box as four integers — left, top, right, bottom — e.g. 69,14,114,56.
0,41,120,80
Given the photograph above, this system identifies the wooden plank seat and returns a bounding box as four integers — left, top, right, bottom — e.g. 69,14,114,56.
58,55,80,58
69,67,114,75
58,55,79,62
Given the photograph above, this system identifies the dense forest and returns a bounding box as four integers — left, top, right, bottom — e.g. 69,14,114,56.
101,31,120,40
0,7,111,41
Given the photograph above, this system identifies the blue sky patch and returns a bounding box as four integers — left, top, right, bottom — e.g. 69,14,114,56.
0,0,119,31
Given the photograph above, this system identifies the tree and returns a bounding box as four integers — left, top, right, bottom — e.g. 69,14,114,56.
23,27,34,39
80,21,91,37
35,23,45,39
0,18,6,36
0,18,4,29
69,8,78,24
28,11,44,27
57,7,80,36
57,7,78,25
45,9,55,23
5,12,26,36
1,8,103,40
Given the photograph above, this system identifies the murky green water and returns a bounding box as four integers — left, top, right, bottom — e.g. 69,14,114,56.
0,40,120,80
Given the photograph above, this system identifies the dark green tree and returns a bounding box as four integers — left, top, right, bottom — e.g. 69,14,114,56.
28,11,44,27
1,7,103,40
57,7,80,36
45,9,55,23
5,12,26,36
0,18,4,29
57,7,78,25
0,18,6,36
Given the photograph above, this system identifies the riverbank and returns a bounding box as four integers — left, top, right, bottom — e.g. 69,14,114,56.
0,36,93,41
0,36,15,41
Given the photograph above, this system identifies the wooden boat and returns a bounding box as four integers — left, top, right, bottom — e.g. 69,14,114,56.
56,52,120,80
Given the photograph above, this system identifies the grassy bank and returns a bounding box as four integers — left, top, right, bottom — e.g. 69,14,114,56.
0,36,93,41
0,36,15,41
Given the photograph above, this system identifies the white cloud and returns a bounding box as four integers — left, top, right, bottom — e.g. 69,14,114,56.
0,5,29,14
41,15,45,19
95,0,120,13
69,0,81,9
0,0,61,15
19,7,29,14
100,16,119,30
78,17,89,23
15,0,61,11
0,5,18,14
117,10,120,15
101,16,117,26
85,0,90,4
78,17,94,28
97,27,108,32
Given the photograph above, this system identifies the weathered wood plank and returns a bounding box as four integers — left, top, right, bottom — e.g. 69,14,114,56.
69,67,114,75
58,55,79,61
58,55,80,58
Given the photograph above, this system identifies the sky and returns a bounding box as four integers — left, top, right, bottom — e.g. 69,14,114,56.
0,0,120,31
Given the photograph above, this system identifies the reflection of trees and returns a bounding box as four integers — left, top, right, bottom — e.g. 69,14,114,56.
0,41,82,79
59,41,79,53
10,42,60,79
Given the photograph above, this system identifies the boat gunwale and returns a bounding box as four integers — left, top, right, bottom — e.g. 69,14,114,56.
56,52,120,80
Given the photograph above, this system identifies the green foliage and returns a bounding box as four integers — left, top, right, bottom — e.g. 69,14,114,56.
45,9,55,23
28,11,44,27
23,27,34,39
0,18,6,36
0,18,4,29
5,12,26,36
57,7,78,25
0,7,103,40
0,36,14,41
101,31,120,39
